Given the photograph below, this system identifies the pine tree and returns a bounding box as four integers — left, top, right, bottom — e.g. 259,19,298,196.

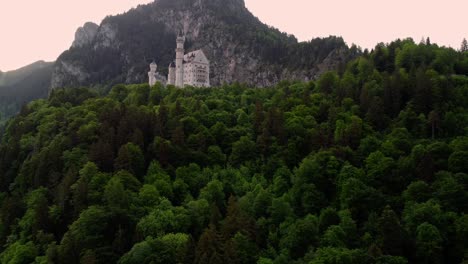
222,196,256,240
428,110,440,139
89,140,114,172
158,103,169,137
195,224,224,264
426,37,431,46
378,206,403,256
171,125,185,146
254,101,264,135
461,38,468,52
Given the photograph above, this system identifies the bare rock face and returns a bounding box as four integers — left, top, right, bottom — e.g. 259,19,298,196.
72,22,99,48
93,23,118,49
51,61,89,89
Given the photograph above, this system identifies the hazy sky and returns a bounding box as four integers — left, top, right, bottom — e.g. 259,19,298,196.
1,0,467,71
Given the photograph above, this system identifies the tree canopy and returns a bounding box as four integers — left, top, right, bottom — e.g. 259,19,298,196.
0,39,467,263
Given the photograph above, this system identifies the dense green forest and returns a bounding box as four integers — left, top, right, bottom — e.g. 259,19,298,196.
0,38,467,264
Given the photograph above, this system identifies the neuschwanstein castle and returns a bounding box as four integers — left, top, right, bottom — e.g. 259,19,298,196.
148,36,210,88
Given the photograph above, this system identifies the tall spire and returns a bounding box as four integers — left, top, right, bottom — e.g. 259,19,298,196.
148,61,158,86
175,34,185,87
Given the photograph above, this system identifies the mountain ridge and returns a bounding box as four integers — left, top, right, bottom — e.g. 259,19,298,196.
0,60,52,87
0,61,53,125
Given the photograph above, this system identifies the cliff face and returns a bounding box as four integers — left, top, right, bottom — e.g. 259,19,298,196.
51,0,358,89
72,22,99,48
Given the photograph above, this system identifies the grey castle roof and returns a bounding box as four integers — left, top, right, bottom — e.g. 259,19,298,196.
183,50,209,64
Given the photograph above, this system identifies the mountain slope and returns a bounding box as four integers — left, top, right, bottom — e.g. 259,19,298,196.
0,61,53,125
0,61,51,87
51,0,359,89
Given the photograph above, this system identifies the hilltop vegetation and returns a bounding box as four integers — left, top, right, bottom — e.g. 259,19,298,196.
0,39,467,263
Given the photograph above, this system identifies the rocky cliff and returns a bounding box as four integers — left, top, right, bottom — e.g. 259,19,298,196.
51,0,359,89
72,22,99,48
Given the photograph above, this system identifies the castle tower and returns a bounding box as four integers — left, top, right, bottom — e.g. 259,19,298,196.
148,61,158,86
167,63,176,85
175,35,185,87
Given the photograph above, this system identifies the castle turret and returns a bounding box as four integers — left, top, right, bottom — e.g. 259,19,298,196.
168,63,176,85
148,61,158,86
175,36,185,87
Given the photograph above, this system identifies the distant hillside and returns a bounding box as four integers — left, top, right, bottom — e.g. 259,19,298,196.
51,0,359,89
0,61,51,87
0,61,53,125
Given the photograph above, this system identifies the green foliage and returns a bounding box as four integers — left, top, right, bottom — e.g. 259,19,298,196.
309,247,370,264
136,199,189,238
0,241,38,264
0,40,467,263
119,233,190,264
415,223,443,263
104,177,130,211
115,143,145,179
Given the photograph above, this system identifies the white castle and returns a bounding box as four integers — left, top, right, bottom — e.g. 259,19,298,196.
148,36,210,88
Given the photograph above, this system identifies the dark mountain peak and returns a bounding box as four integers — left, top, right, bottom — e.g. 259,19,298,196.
196,0,246,12
155,0,245,10
72,22,99,48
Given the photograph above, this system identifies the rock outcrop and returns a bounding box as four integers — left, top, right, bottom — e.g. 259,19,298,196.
72,22,99,48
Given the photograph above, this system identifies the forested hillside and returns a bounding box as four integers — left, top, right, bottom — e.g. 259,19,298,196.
0,39,467,264
0,61,53,126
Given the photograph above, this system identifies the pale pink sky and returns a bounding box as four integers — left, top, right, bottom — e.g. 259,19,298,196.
0,0,467,71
